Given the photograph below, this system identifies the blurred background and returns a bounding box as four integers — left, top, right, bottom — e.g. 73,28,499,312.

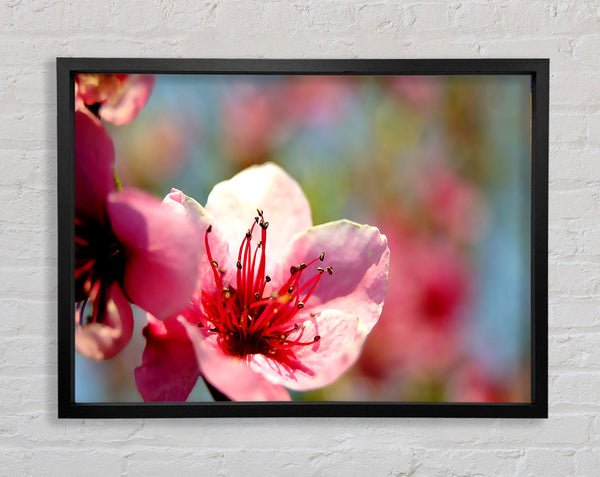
76,73,531,403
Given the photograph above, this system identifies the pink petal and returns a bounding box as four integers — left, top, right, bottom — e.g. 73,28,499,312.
250,310,369,391
162,189,231,294
180,319,291,401
106,188,200,320
99,75,155,125
205,163,312,273
134,314,200,402
75,111,116,221
75,283,134,360
275,219,390,331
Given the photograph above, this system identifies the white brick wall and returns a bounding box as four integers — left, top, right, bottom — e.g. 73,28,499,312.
1,1,598,475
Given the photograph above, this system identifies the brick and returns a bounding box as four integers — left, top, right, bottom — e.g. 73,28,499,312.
30,449,123,477
551,373,600,407
126,449,223,477
552,71,600,107
452,2,501,34
356,3,402,33
549,298,600,327
548,261,600,298
0,335,56,375
520,449,576,476
12,0,67,32
408,3,453,31
550,332,600,369
550,146,600,186
414,449,523,477
0,449,33,476
493,415,590,445
575,448,600,476
549,189,599,221
572,34,600,66
551,113,587,143
587,113,600,145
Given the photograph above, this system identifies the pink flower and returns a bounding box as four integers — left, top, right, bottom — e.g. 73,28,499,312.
417,166,487,244
135,163,390,401
75,74,155,125
448,362,507,403
357,216,471,381
387,76,442,110
281,76,352,126
75,111,200,359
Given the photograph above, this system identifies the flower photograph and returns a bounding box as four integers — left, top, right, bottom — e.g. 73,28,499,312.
73,72,531,403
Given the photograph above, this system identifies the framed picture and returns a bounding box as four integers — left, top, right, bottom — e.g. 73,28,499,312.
58,58,548,418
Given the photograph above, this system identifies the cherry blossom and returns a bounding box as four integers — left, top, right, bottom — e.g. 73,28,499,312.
76,74,155,125
135,163,390,401
357,215,471,382
74,111,200,359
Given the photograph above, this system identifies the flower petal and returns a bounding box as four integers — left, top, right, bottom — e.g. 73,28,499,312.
163,188,231,294
75,283,134,360
134,314,200,402
107,188,200,320
205,162,312,272
99,75,155,125
250,309,369,391
275,219,390,331
75,111,116,221
180,319,290,401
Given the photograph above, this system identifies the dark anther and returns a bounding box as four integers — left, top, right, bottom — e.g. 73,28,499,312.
257,208,264,216
246,229,252,238
317,267,325,274
206,225,213,233
265,275,271,282
236,261,242,269
297,302,304,309
299,263,307,270
290,265,298,275
327,266,334,275
258,241,262,247
319,252,325,261
288,286,294,293
313,335,321,342
255,216,259,223
211,260,218,268
254,292,260,300
260,221,269,229
294,324,299,330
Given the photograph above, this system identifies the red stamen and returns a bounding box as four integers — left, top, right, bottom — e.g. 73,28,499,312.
198,213,330,367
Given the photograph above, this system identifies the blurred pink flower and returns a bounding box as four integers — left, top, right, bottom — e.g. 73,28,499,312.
75,74,155,125
448,362,507,403
418,167,487,244
357,216,471,381
75,112,200,359
281,76,352,126
388,76,442,110
135,163,390,401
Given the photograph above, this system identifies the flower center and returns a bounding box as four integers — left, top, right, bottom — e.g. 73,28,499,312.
75,215,126,324
200,210,332,363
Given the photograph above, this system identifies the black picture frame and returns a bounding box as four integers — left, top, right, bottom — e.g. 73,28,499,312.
57,58,548,419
